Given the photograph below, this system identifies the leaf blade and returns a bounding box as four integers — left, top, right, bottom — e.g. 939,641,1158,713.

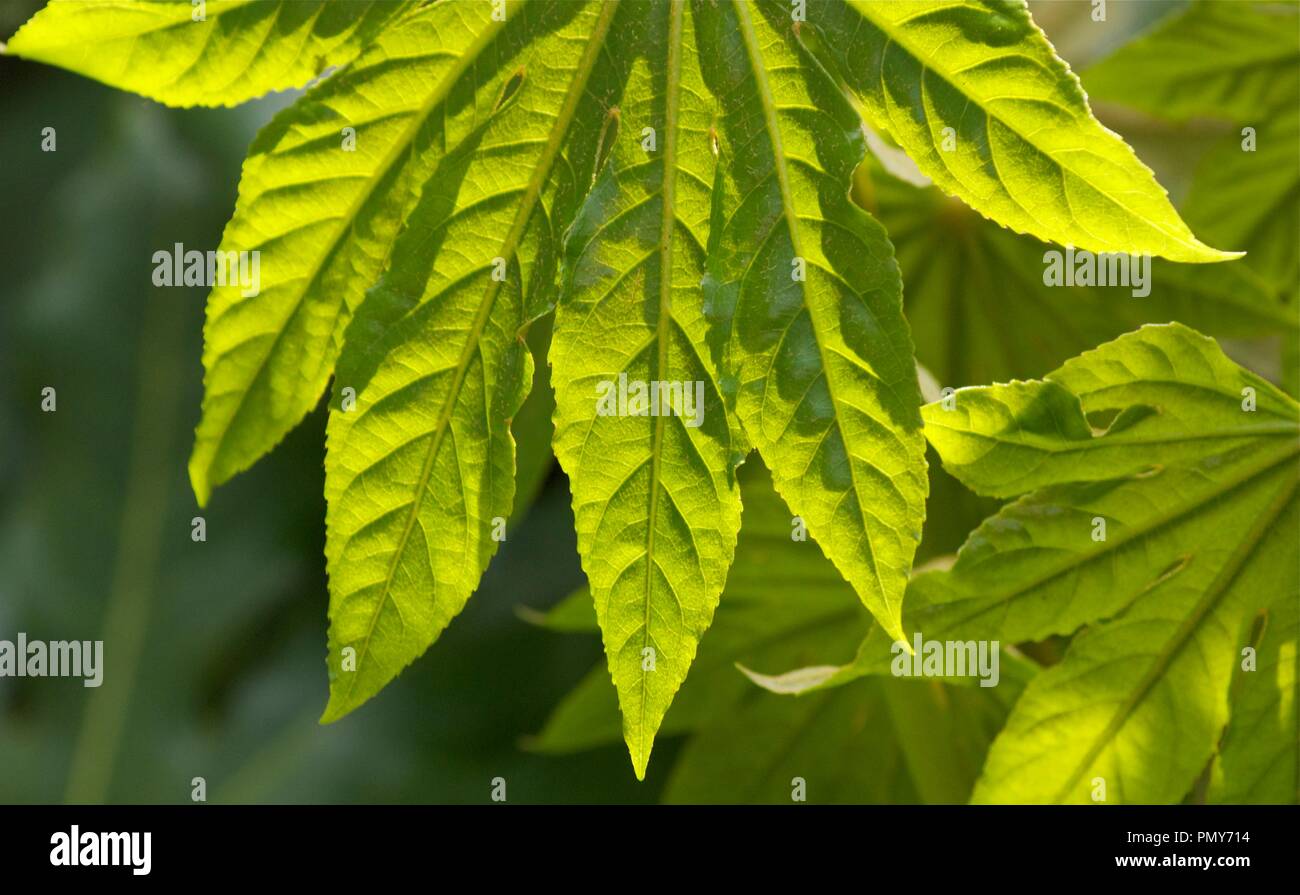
188,2,524,504
321,0,618,722
6,0,413,108
549,0,745,777
809,0,1238,262
695,0,928,643
1210,584,1300,804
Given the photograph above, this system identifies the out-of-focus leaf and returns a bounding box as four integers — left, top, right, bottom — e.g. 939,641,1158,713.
663,675,1015,805
509,316,557,525
1084,1,1300,123
1081,0,1300,307
1184,115,1300,304
858,158,1297,392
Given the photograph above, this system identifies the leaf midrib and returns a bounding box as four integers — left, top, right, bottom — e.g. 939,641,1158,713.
926,419,1300,458
635,0,686,772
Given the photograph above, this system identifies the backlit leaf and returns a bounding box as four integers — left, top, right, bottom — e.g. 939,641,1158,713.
1209,585,1299,804
5,0,414,108
912,324,1298,803
320,0,619,722
698,0,928,643
189,1,548,504
807,0,1240,262
549,0,744,777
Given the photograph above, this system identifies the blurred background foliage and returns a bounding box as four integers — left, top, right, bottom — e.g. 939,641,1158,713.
1,0,1294,803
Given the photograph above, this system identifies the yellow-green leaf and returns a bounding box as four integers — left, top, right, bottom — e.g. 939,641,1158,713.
5,0,413,108
807,0,1239,262
549,0,744,777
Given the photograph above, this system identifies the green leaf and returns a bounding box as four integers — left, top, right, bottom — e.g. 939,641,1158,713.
900,324,1299,803
1210,587,1299,804
530,458,869,753
188,2,510,504
5,0,413,108
1084,0,1300,123
924,323,1299,497
696,0,928,643
187,0,617,508
548,0,745,778
1184,115,1300,304
806,0,1239,262
320,0,620,723
974,482,1297,803
858,157,1297,392
533,459,1021,803
663,676,1008,804
15,0,1282,794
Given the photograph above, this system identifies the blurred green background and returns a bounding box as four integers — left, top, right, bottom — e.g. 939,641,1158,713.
1,0,1285,804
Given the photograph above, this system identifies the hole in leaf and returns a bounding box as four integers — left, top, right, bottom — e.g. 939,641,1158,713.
591,106,621,186
494,66,526,114
1086,403,1157,436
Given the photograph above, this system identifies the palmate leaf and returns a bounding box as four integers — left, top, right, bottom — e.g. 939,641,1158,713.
5,0,1247,781
321,0,620,722
1084,0,1300,124
802,0,1241,262
548,0,744,777
777,325,1298,803
5,0,415,108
